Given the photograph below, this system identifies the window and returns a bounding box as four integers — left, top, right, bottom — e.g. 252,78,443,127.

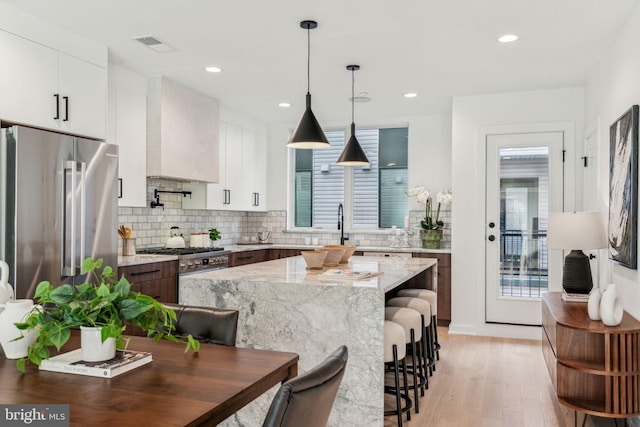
293,127,408,229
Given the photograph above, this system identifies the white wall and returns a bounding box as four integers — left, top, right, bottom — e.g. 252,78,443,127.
585,4,640,321
451,87,585,338
266,114,453,212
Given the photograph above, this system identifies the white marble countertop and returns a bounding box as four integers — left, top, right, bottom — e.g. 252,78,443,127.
223,243,450,254
117,254,178,267
183,255,437,293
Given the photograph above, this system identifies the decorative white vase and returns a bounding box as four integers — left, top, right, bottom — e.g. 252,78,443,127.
0,299,38,359
0,260,14,305
211,240,220,248
80,326,116,362
600,284,623,327
587,288,602,321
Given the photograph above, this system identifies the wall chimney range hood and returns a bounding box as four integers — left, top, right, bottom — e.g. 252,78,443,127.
146,76,220,183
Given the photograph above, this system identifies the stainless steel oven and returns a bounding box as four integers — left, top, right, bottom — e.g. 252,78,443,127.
135,247,230,276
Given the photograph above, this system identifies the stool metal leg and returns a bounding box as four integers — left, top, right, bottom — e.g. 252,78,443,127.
409,329,419,414
392,345,403,427
401,357,411,421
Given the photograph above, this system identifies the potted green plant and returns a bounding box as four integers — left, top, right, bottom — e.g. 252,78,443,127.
14,258,200,372
209,228,221,248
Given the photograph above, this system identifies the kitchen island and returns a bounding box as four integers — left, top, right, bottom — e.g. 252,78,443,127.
179,255,437,427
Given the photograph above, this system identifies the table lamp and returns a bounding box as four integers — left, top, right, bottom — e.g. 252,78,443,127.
546,212,607,294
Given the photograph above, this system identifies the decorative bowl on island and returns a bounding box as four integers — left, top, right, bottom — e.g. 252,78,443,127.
301,250,328,270
323,245,356,263
321,247,346,267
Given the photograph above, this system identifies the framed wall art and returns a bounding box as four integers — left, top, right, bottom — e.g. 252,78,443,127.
609,104,639,269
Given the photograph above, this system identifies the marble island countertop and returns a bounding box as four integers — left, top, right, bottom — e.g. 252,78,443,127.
179,253,438,427
223,243,450,254
187,255,436,293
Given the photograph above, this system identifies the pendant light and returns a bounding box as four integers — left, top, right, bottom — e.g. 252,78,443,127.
336,65,370,166
287,20,330,149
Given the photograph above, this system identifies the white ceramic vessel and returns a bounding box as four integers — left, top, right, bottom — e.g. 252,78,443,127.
600,284,623,326
0,299,37,359
587,288,602,321
0,260,14,305
80,326,116,362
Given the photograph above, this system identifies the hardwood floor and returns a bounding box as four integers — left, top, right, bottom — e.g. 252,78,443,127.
383,327,622,427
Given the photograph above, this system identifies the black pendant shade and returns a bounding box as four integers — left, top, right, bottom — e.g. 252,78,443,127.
337,123,369,165
336,65,369,166
287,93,330,149
287,20,330,149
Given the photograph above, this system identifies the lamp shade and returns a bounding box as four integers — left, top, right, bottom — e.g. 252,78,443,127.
336,124,369,166
287,93,330,149
547,211,607,250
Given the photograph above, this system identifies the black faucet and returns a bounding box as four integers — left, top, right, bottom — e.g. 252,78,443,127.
338,203,349,245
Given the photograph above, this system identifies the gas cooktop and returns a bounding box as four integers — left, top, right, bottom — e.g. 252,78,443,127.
136,247,225,256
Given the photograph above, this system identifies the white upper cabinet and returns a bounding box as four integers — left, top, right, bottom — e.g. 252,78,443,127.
182,119,267,212
0,29,106,139
58,53,106,139
242,128,267,211
107,64,147,207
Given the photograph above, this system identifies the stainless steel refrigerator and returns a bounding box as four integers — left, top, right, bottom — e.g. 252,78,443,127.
0,125,118,299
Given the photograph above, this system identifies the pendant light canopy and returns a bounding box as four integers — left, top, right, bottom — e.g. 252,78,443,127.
287,20,330,149
336,65,370,166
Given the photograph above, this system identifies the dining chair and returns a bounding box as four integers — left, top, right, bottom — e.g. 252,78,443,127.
262,345,348,427
163,303,239,346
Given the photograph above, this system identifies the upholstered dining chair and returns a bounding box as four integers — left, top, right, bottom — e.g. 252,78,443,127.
163,303,239,346
262,345,348,427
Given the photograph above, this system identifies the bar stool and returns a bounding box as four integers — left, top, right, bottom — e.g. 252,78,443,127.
398,288,441,361
387,296,435,383
385,306,425,414
384,320,412,426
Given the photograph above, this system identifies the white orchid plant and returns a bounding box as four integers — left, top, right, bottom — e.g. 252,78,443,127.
407,186,453,231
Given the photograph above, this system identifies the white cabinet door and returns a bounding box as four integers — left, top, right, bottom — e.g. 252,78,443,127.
224,123,245,210
203,123,228,210
0,30,106,139
0,30,58,128
58,53,106,139
109,65,147,207
243,129,267,211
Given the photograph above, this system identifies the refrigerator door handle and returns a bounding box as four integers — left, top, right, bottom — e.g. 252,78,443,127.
62,160,77,276
79,161,86,267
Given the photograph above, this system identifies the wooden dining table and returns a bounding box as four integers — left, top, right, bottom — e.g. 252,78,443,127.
0,334,299,426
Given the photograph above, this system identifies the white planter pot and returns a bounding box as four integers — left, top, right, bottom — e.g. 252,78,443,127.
80,326,116,362
211,240,219,248
600,284,623,327
0,299,38,359
587,288,602,321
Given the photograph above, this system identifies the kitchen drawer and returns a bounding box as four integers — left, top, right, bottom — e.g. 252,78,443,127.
412,252,450,267
229,250,266,267
119,260,178,283
130,276,177,304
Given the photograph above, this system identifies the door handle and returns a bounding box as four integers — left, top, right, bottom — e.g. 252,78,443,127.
488,235,496,242
62,160,77,276
63,96,69,121
54,94,60,120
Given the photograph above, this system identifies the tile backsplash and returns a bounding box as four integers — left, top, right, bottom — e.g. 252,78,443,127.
117,179,451,252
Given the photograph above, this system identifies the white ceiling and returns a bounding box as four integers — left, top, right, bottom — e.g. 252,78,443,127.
2,0,637,127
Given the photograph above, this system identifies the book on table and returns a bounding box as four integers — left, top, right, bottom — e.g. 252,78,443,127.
561,291,590,302
39,349,152,378
319,269,384,281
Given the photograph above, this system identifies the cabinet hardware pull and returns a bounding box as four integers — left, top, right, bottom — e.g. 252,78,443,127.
237,255,253,260
54,94,60,119
118,178,123,199
63,96,69,121
130,269,161,275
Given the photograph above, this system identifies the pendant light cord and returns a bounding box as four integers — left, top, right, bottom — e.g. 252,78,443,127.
307,27,311,94
351,68,355,124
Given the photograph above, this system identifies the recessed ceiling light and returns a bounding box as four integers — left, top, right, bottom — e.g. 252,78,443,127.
205,66,222,73
403,93,417,98
278,102,291,108
498,34,519,43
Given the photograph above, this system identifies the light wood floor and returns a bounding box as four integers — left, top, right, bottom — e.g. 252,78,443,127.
383,327,622,427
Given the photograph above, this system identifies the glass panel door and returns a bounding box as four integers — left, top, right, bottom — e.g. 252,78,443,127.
486,132,564,325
